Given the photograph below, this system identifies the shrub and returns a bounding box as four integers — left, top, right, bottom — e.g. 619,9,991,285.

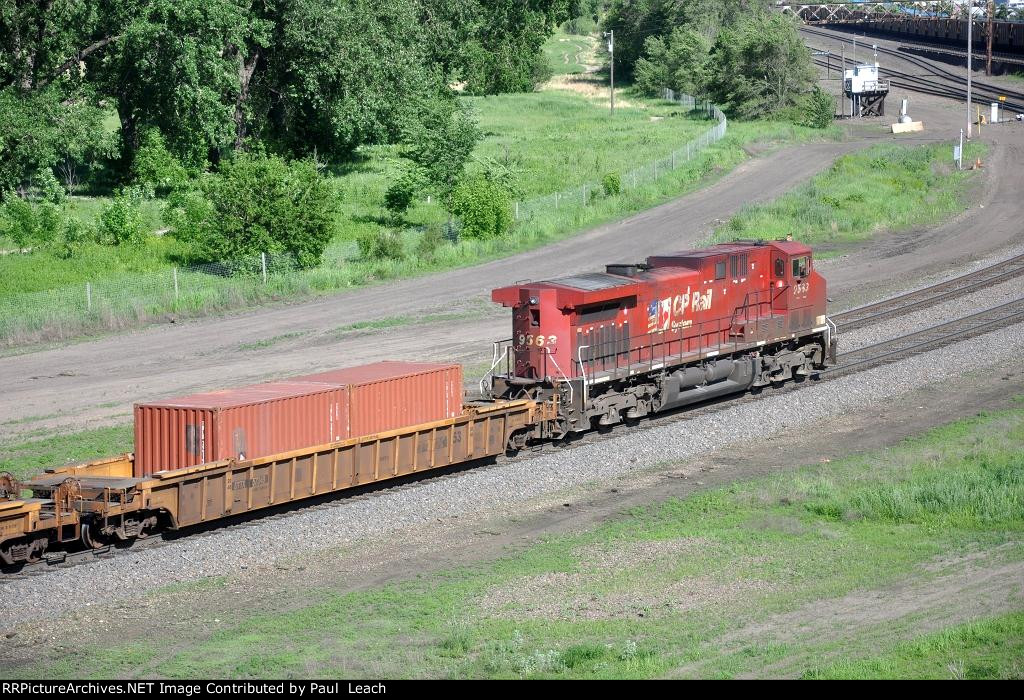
357,230,405,261
169,153,337,268
99,186,147,246
414,224,446,261
802,87,836,129
0,195,60,249
132,128,190,195
602,171,621,197
384,169,419,216
450,176,512,240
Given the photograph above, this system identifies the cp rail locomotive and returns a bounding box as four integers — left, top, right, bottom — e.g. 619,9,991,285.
0,239,835,568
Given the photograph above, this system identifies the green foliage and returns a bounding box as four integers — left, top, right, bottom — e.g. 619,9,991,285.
357,230,405,261
634,28,711,98
402,100,481,205
0,86,112,194
99,187,148,247
602,171,621,197
169,153,337,268
607,1,814,119
0,196,60,249
383,169,420,215
709,13,816,119
801,87,836,129
132,129,190,195
450,176,513,240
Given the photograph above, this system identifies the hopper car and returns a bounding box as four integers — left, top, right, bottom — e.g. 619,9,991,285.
0,239,834,568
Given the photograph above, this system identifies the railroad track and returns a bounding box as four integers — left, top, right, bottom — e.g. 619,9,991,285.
6,258,1024,582
831,253,1024,331
822,296,1024,376
803,26,1024,111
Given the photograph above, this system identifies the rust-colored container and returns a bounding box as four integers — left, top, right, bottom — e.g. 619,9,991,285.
294,361,463,438
133,382,348,477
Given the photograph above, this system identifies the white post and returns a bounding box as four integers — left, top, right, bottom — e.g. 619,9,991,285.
86,282,91,311
261,252,268,284
173,267,179,300
967,1,973,138
958,128,964,170
514,201,519,221
582,184,587,205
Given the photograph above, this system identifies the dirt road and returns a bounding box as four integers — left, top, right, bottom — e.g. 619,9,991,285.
1,84,1022,439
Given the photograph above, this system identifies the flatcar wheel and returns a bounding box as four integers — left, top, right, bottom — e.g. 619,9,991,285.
81,522,109,550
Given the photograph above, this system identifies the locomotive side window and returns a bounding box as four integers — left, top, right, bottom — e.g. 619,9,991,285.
530,309,540,327
792,256,809,278
729,255,738,278
774,257,785,278
715,260,726,280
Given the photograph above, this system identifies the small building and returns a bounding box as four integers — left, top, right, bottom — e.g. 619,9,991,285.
843,63,889,117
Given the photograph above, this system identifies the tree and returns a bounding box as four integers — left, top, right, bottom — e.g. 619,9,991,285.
168,153,337,268
402,100,480,210
93,0,267,169
0,85,112,196
707,13,816,119
634,27,712,98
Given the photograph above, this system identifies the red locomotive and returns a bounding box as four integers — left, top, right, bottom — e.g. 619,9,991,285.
488,239,836,438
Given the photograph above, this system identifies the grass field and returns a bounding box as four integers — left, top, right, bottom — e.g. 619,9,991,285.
0,424,133,481
26,402,1024,679
710,141,988,252
542,32,597,75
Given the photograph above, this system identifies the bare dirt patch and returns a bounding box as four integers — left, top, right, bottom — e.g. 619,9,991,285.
478,570,774,622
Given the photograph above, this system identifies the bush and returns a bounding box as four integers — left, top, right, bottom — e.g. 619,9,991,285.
384,169,419,216
602,171,622,197
450,176,512,240
801,87,836,129
0,195,65,249
169,153,337,268
357,230,405,261
132,129,190,195
99,187,147,246
414,224,446,261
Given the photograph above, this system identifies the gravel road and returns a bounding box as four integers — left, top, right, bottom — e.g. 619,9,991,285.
4,318,1022,627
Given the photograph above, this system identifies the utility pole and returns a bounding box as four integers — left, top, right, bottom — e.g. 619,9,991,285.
986,0,994,76
604,30,615,115
967,0,974,138
841,43,846,119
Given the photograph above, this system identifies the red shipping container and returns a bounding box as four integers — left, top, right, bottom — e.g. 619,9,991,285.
133,381,348,476
133,361,463,477
294,361,463,438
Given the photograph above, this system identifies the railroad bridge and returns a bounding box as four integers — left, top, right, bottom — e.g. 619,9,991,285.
777,2,948,24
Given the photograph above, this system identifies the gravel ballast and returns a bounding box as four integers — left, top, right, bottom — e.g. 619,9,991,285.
3,320,1023,626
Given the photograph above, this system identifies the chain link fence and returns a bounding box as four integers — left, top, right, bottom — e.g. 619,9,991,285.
0,251,306,345
512,89,728,222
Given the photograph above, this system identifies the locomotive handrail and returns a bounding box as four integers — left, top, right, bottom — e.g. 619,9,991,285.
576,345,590,402
543,347,573,406
480,338,514,395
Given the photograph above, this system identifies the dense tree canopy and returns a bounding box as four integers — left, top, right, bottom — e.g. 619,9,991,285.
0,0,580,194
605,0,817,119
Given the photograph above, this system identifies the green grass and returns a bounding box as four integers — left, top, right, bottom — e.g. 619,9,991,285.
542,32,596,75
803,611,1024,679
31,403,1024,679
711,141,987,251
0,424,133,481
